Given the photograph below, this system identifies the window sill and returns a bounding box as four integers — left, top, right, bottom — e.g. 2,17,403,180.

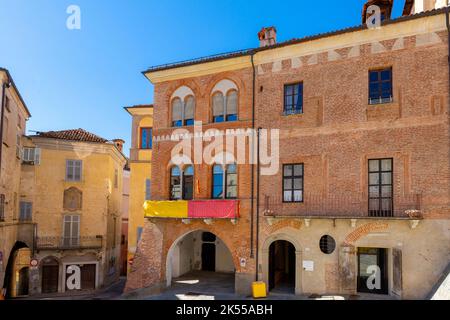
282,111,304,117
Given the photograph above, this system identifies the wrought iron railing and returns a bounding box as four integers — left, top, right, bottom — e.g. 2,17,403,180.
263,193,422,218
36,236,103,250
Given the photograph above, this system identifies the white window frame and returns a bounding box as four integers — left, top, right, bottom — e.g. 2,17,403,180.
66,160,82,182
19,201,32,221
62,214,80,247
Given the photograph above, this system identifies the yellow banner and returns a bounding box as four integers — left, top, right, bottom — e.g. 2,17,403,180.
143,200,188,218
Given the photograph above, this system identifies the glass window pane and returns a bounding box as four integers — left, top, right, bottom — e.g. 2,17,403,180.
381,69,391,81
184,166,194,176
293,178,302,189
369,71,379,82
214,115,224,123
227,174,237,186
226,186,237,198
369,186,380,198
369,173,379,185
293,190,303,202
381,172,392,185
285,85,293,95
226,114,238,122
381,199,392,211
283,165,293,176
369,199,379,211
283,191,292,202
381,159,392,171
369,160,379,172
227,164,236,174
171,166,181,176
381,186,392,197
283,179,292,190
213,186,223,199
293,165,303,176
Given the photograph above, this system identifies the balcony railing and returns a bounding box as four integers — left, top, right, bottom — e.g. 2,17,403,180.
263,193,422,219
36,236,103,250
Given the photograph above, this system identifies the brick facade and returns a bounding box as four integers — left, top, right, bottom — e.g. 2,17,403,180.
126,10,450,299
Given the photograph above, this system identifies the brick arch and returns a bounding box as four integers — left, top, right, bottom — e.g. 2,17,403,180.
164,228,237,287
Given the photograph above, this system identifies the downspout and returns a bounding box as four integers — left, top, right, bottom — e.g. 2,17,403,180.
446,7,450,109
255,127,262,281
250,52,256,259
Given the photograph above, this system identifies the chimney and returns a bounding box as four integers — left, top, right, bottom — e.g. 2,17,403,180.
113,139,125,152
258,27,277,47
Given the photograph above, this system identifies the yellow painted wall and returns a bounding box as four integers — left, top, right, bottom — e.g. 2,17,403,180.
20,138,126,288
127,109,153,269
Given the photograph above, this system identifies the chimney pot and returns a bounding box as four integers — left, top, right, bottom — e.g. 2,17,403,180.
113,139,125,152
258,26,277,47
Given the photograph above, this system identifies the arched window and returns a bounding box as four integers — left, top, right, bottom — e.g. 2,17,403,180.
182,166,194,200
171,86,196,127
170,166,194,200
212,164,238,199
226,90,238,121
211,80,238,123
170,166,182,200
225,164,237,199
212,165,224,199
172,98,183,127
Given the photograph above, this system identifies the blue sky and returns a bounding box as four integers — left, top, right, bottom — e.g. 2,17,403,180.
0,0,405,155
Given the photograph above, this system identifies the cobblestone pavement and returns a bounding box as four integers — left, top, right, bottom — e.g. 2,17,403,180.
15,272,396,300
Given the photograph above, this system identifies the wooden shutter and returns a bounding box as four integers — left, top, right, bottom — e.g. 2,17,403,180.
226,90,238,115
212,92,224,116
184,96,195,120
145,179,151,200
172,98,182,122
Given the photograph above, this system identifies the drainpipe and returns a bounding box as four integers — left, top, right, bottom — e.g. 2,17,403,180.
250,52,256,259
446,7,450,110
0,81,10,176
255,127,262,281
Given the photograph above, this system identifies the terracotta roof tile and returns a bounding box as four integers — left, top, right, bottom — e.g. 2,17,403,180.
36,129,108,143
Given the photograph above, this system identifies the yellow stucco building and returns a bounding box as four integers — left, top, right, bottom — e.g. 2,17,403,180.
19,129,127,295
124,105,153,271
0,67,33,299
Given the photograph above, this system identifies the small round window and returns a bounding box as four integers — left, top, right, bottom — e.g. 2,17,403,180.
319,235,336,254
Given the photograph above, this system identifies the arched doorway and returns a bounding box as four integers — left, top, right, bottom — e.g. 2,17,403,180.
41,257,59,294
2,241,30,298
269,240,296,293
17,267,29,296
165,230,235,293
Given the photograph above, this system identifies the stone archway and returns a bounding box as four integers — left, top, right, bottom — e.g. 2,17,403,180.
165,229,235,289
261,232,302,295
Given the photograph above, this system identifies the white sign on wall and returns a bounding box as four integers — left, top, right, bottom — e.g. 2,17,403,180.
302,260,314,272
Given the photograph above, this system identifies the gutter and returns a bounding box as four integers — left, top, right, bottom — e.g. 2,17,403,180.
255,127,262,282
250,53,256,260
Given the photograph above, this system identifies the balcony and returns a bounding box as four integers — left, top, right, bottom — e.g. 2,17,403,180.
144,199,240,222
263,193,422,219
36,236,103,251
